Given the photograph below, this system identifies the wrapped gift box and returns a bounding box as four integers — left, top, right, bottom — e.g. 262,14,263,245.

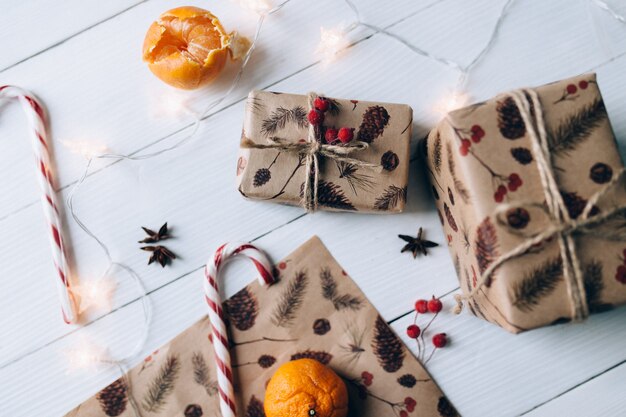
237,90,413,213
425,73,626,332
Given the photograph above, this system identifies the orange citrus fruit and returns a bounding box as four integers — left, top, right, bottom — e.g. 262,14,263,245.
142,6,247,89
264,359,349,417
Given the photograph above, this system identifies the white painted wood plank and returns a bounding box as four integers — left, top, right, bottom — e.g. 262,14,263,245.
524,361,626,417
2,0,626,416
0,0,146,71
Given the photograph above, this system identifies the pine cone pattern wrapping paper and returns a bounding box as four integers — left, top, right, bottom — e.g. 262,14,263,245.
237,91,413,213
64,236,456,417
425,73,626,333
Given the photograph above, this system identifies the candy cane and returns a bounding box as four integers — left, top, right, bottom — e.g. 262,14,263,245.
0,85,77,324
204,242,275,417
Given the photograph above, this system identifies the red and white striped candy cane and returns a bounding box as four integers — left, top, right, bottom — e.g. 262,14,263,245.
204,242,275,417
0,85,77,324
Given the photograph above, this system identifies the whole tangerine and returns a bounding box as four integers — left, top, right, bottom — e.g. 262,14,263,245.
264,359,348,417
142,6,249,89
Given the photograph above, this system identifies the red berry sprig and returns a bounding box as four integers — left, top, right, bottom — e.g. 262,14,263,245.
407,295,449,364
309,96,355,145
555,79,593,103
452,124,525,203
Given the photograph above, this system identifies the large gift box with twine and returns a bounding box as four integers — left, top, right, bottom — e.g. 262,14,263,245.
425,73,626,333
237,90,412,213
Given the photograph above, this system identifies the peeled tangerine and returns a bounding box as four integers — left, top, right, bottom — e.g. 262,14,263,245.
264,359,349,417
142,6,250,90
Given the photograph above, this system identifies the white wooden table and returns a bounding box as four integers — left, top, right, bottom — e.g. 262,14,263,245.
1,1,626,416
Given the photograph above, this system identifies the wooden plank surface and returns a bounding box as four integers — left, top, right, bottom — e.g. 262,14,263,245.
1,0,626,416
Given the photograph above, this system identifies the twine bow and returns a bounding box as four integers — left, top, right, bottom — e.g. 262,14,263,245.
242,92,382,211
454,88,626,322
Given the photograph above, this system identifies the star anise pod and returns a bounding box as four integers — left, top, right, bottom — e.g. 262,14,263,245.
399,227,438,258
141,245,176,267
139,222,170,244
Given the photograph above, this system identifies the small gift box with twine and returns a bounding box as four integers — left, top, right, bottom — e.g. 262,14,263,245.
237,91,413,213
425,73,626,333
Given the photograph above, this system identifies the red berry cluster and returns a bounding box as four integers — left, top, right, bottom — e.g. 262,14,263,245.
458,124,485,156
494,173,523,202
407,296,448,363
615,249,626,284
557,80,591,103
308,97,354,145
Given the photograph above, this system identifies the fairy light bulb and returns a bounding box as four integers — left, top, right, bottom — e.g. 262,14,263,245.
434,91,470,116
66,337,108,372
73,278,116,314
316,26,350,64
62,140,107,159
236,0,271,14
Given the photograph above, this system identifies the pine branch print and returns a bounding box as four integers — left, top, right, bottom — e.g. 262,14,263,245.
320,268,362,311
336,161,375,195
224,286,259,331
580,208,626,241
245,396,266,417
340,323,366,366
290,350,333,365
142,355,181,412
271,271,308,327
548,98,608,156
584,260,612,313
326,98,342,116
475,217,499,285
446,142,470,203
374,185,407,211
512,257,563,312
260,106,308,136
371,315,405,373
246,96,264,115
191,352,218,396
432,132,442,174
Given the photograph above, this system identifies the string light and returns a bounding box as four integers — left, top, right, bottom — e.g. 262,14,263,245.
316,26,352,64
73,278,116,314
53,0,626,412
65,336,109,372
62,140,108,159
433,91,470,116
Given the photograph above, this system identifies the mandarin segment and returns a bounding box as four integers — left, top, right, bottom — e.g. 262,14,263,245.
264,359,348,417
142,6,244,89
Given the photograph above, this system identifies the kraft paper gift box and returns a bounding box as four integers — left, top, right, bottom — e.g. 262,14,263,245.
237,90,413,213
425,73,626,333
64,237,458,416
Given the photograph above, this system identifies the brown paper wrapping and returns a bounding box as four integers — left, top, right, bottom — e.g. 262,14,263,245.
236,91,413,213
65,236,457,417
425,73,626,333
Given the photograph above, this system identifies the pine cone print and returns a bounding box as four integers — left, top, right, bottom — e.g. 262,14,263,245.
224,287,258,331
313,180,356,211
371,315,405,373
313,318,331,335
258,355,277,369
96,378,128,417
397,374,417,388
497,96,526,139
290,350,333,365
253,168,271,187
357,106,390,143
437,396,459,417
511,147,533,165
444,203,458,232
589,162,613,184
381,151,399,171
184,404,203,417
245,396,266,417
